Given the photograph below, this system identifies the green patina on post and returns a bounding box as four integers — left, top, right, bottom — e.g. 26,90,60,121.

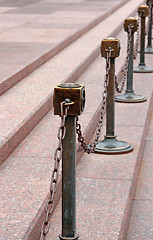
54,83,85,240
94,37,133,154
146,1,153,53
59,116,79,240
106,58,115,137
134,5,153,73
115,17,146,103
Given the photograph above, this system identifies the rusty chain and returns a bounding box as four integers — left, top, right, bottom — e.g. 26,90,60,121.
39,7,151,236
134,15,141,59
40,100,70,240
76,48,112,153
115,25,132,93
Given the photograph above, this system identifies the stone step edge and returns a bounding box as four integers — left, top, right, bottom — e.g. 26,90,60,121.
0,5,139,165
119,91,153,239
0,0,129,96
22,13,141,239
24,92,153,240
23,97,103,240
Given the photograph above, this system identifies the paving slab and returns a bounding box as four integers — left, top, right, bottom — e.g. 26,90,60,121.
127,104,153,240
0,0,126,94
46,121,152,240
46,123,151,239
0,0,150,239
46,31,153,240
127,201,153,240
0,156,54,240
0,7,16,14
0,0,43,7
0,0,144,165
134,143,153,200
48,179,132,240
0,18,152,240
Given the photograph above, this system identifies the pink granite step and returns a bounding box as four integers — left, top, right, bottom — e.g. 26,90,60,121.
45,62,153,239
127,99,153,239
0,0,127,95
1,12,152,239
0,0,143,165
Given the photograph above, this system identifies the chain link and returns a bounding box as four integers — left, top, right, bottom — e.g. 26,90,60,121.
115,25,132,93
39,7,151,238
40,101,70,240
134,15,141,59
76,48,112,153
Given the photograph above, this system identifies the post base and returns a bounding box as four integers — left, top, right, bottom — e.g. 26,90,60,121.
133,64,153,73
90,136,133,154
145,46,153,54
115,90,147,103
59,234,79,240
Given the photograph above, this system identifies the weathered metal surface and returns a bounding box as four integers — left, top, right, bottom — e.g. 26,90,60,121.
101,37,120,58
59,236,79,240
134,5,153,73
115,19,147,103
54,83,85,116
54,83,86,239
138,5,149,17
40,101,70,240
145,2,153,53
115,24,133,94
124,17,138,32
76,48,112,154
106,58,115,137
59,116,79,240
134,15,141,59
94,38,133,154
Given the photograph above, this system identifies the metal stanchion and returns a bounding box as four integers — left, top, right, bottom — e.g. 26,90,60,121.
54,83,85,240
61,115,78,240
115,18,147,103
145,0,153,53
134,5,153,73
94,38,133,154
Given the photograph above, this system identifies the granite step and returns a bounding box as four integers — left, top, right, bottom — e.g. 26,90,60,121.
127,97,153,240
1,8,152,239
0,0,144,166
0,0,128,96
45,50,153,240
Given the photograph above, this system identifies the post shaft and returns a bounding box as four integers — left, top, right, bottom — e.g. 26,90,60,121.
61,116,77,238
106,58,115,137
147,4,152,48
127,31,134,91
140,16,146,65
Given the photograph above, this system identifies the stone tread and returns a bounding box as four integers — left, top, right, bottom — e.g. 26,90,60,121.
0,0,125,95
127,103,153,239
0,0,151,239
0,0,144,165
1,15,153,239
46,48,153,240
